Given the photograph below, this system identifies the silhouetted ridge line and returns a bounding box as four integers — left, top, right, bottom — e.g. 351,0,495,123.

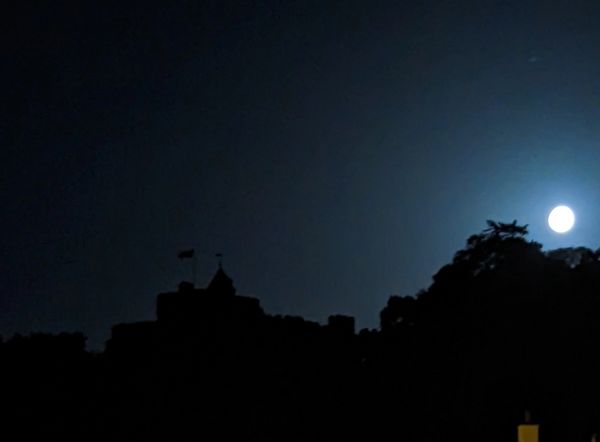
3,221,600,442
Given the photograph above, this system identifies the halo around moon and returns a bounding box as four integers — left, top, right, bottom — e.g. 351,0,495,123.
548,205,575,233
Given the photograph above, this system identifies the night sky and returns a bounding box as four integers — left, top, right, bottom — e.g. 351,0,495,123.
4,1,600,349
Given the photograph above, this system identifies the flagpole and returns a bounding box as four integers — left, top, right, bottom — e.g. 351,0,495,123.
193,253,197,287
177,249,196,285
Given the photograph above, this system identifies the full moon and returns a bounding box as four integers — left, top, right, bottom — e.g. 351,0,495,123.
548,205,575,233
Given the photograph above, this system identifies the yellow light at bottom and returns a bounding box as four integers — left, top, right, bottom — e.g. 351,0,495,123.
518,424,539,442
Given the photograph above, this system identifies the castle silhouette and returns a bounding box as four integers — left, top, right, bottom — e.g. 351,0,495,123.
106,264,355,359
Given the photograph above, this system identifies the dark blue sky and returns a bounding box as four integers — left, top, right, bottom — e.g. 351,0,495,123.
3,1,600,348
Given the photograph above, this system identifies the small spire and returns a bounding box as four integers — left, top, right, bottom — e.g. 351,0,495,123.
216,253,223,269
207,260,235,296
524,409,532,424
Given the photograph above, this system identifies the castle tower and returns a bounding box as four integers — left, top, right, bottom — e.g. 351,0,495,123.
207,264,236,296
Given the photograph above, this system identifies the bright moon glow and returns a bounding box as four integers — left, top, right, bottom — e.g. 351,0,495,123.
548,205,575,233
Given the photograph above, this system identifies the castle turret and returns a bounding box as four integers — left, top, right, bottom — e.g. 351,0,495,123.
207,264,236,296
155,265,262,326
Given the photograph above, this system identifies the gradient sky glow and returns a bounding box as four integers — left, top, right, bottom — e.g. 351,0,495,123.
4,1,600,348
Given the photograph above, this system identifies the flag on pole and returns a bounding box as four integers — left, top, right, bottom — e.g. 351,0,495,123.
178,249,195,259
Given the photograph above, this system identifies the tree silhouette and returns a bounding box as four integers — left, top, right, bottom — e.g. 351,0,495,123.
380,295,417,332
451,220,541,276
